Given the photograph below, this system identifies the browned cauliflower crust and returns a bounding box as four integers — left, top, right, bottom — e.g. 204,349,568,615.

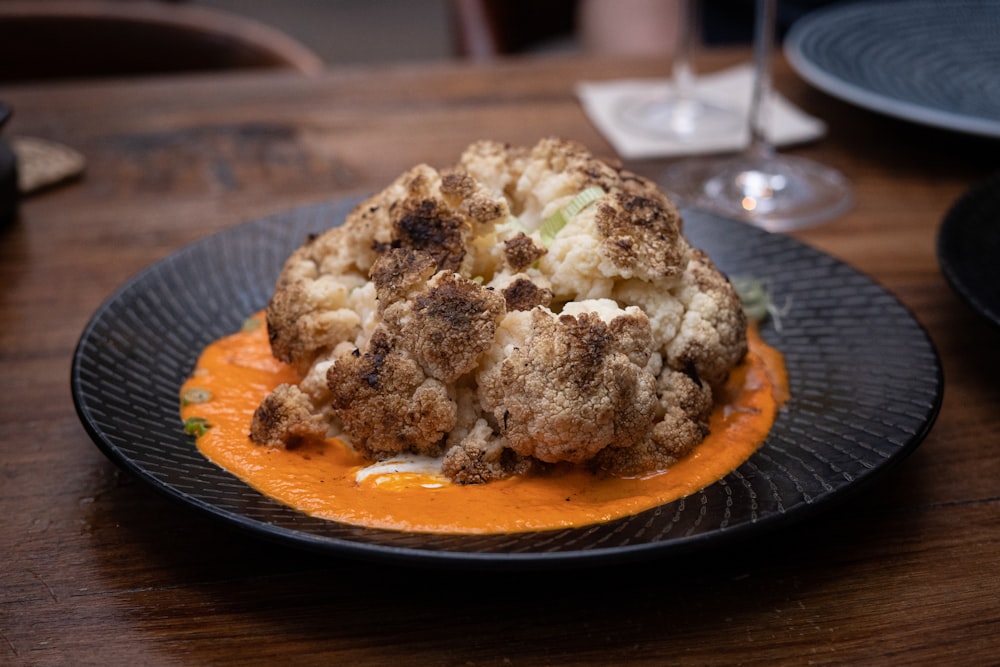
379,264,506,384
250,383,329,448
250,138,748,483
478,307,658,464
326,330,457,460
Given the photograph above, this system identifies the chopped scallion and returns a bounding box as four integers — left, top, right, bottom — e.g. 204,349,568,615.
241,316,262,332
183,416,211,438
731,276,791,331
539,187,605,246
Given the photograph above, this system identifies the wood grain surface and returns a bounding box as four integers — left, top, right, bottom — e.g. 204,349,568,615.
2,51,999,666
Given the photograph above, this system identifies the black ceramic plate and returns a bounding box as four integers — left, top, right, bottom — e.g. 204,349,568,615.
785,0,1000,137
938,173,1000,331
72,198,942,568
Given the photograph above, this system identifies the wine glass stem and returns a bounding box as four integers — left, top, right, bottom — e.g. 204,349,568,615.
671,0,700,101
747,0,777,160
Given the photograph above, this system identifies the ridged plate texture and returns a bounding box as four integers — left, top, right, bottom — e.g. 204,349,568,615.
72,198,942,568
785,0,1000,137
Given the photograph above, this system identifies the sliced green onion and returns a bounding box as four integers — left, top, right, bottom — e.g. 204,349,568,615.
539,187,605,246
183,416,211,438
241,316,262,332
731,276,791,331
181,387,212,406
732,277,771,322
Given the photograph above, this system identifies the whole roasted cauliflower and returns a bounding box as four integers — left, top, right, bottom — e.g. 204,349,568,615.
250,138,747,482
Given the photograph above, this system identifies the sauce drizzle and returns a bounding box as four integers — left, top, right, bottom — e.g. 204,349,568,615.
181,313,787,534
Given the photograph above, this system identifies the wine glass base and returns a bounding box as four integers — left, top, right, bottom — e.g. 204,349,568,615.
616,93,743,142
661,154,853,232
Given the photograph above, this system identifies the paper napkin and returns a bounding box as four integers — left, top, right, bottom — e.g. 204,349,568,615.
575,63,825,159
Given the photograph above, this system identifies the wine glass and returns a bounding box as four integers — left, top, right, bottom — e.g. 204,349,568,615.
615,0,743,142
661,0,852,231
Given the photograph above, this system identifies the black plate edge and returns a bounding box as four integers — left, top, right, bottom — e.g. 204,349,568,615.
936,171,1000,332
69,201,945,570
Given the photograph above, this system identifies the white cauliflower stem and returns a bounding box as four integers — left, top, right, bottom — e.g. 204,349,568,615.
251,138,747,482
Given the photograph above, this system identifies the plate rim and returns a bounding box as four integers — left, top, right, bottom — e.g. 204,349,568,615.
784,0,1000,139
71,198,944,568
936,172,1000,331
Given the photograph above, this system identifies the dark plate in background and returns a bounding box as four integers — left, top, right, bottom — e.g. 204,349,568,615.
938,173,1000,331
785,0,1000,138
71,198,942,568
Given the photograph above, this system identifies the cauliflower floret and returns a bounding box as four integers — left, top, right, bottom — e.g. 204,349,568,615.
320,262,505,458
562,299,653,366
379,267,506,384
611,251,746,388
664,250,748,387
511,137,620,226
250,383,330,448
501,232,547,273
441,418,538,484
613,277,685,352
251,137,750,484
538,207,616,300
477,303,658,464
266,267,366,375
486,269,553,312
458,140,526,199
592,368,714,476
265,161,509,371
346,280,379,349
325,331,457,460
524,151,687,301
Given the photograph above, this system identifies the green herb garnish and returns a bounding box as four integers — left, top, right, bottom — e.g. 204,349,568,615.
731,276,791,331
240,316,262,332
539,187,605,246
183,416,212,438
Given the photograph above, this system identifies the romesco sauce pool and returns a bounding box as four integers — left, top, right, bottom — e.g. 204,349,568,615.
180,313,788,534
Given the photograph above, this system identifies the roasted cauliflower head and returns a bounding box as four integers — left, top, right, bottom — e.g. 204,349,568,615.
251,138,747,482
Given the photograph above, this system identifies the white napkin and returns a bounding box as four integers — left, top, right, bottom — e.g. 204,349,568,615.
575,63,826,159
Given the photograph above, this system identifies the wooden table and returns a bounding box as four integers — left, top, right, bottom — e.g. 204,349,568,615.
3,51,999,665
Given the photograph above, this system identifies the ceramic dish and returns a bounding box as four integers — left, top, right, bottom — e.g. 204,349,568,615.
785,0,1000,138
72,197,942,568
937,173,1000,331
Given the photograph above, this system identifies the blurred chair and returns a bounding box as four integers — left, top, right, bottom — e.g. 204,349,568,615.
448,0,679,60
0,0,325,83
448,0,577,60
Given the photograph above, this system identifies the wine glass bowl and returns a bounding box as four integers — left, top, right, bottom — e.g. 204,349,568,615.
662,0,852,231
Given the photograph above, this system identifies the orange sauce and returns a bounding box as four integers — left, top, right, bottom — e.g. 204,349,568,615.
180,313,788,534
